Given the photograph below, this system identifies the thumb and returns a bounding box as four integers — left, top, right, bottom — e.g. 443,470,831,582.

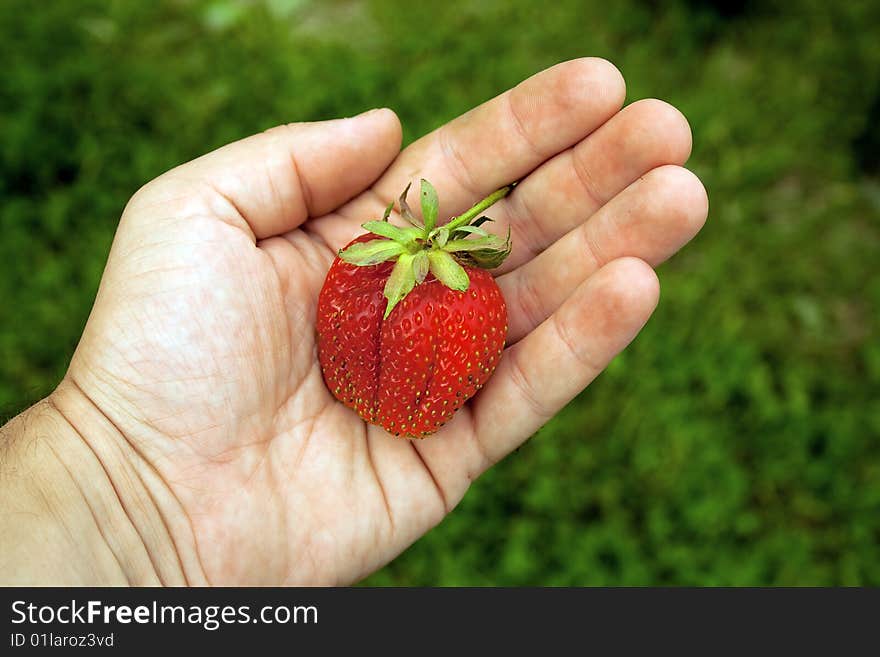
135,108,402,239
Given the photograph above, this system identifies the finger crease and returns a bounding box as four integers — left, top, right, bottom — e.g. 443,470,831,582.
288,148,315,219
410,442,449,516
509,224,543,267
552,311,603,375
510,189,554,256
570,148,605,211
579,219,606,270
199,181,257,243
438,124,482,198
506,92,544,160
299,224,338,259
468,422,493,481
507,350,552,422
516,268,548,335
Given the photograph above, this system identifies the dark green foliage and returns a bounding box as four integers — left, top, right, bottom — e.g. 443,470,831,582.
1,0,878,584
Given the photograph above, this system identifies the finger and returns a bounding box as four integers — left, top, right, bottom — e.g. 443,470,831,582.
471,257,660,467
490,98,693,273
369,58,626,219
500,165,708,344
132,109,402,240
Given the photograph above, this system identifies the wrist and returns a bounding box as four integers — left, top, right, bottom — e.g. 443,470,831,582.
0,381,203,585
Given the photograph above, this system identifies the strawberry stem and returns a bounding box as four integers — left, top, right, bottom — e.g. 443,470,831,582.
444,183,515,233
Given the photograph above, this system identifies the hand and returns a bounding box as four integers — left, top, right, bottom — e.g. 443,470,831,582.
4,58,707,585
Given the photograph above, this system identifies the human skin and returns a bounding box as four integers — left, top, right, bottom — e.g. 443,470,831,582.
0,59,708,585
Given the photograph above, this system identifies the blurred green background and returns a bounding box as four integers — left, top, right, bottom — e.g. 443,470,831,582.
2,0,879,585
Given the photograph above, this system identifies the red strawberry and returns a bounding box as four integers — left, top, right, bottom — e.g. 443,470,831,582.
317,180,513,438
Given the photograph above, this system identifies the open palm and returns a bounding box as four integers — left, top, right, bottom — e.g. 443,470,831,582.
59,59,707,585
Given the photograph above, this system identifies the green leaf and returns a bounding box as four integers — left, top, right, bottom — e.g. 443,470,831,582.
383,253,417,318
398,182,424,229
338,239,405,266
450,224,489,239
444,226,511,270
381,201,394,221
458,244,511,269
362,221,421,243
420,179,439,232
412,250,430,283
434,227,450,247
428,250,470,291
443,235,508,252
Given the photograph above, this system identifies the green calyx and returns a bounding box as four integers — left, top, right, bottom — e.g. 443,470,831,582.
338,179,514,319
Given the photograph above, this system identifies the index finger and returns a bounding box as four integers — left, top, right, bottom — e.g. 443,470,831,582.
372,58,626,219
